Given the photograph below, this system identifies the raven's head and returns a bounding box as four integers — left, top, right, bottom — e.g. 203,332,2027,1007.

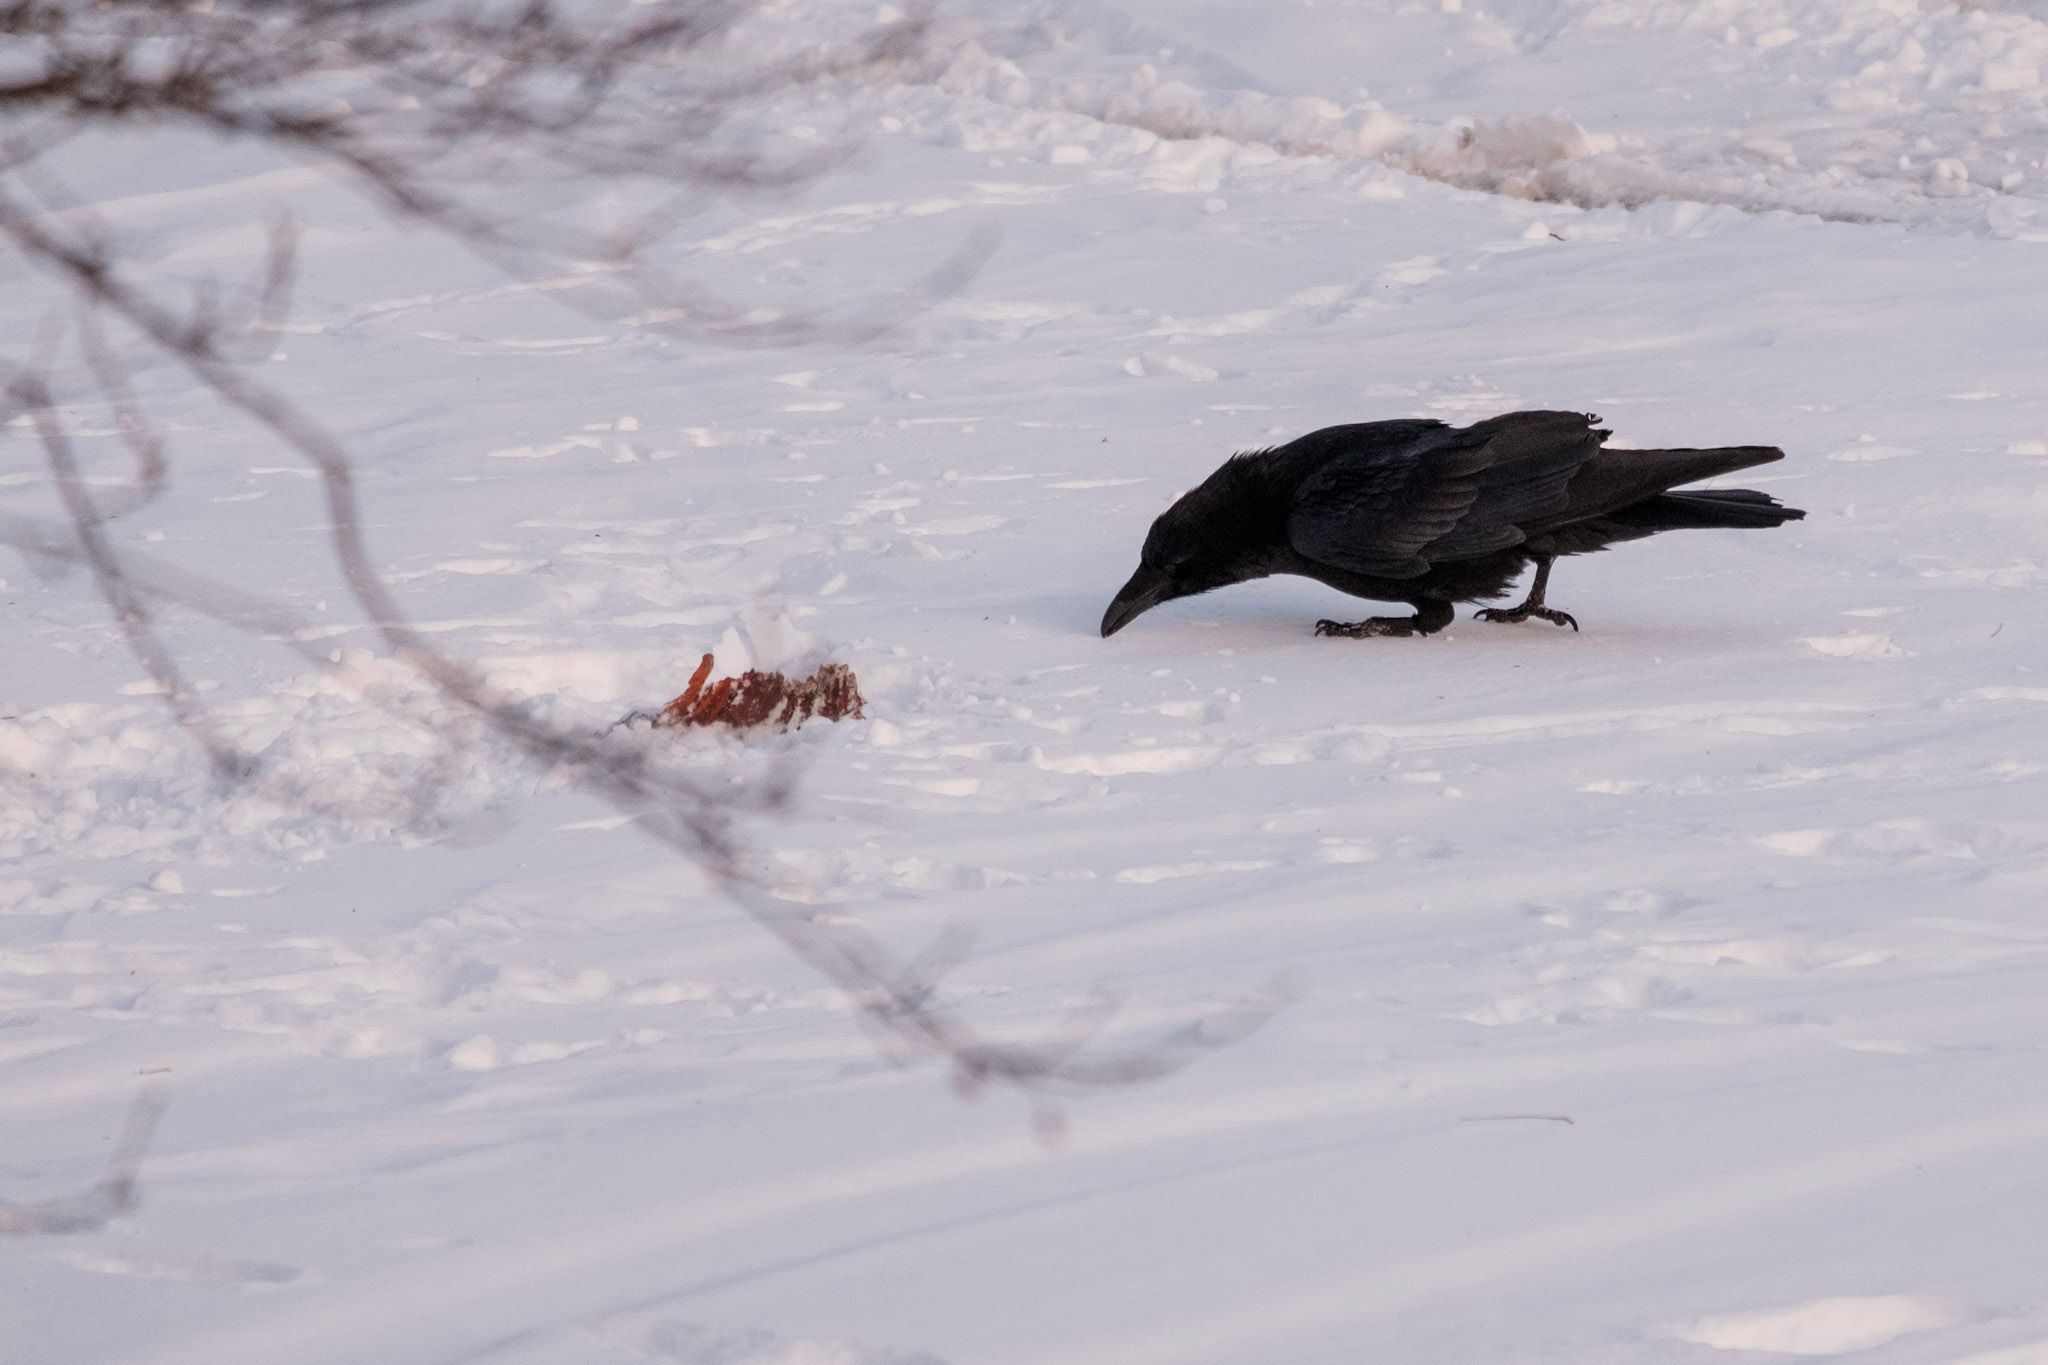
1101,456,1276,637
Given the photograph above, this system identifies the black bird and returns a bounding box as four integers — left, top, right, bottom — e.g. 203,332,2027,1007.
1100,410,1803,639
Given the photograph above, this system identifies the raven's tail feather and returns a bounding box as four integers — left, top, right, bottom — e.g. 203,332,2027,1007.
1638,444,1788,483
1612,487,1806,533
1555,443,1785,523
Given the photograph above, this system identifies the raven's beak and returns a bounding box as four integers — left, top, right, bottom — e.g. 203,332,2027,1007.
1101,564,1171,638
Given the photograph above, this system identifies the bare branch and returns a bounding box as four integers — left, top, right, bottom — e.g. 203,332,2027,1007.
0,0,1272,1105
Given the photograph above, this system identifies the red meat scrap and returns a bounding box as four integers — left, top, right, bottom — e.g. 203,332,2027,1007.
652,653,864,731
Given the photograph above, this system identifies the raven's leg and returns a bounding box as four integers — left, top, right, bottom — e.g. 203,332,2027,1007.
1315,598,1455,639
1474,555,1578,631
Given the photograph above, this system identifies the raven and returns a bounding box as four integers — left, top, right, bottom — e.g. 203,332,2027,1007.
1100,411,1803,639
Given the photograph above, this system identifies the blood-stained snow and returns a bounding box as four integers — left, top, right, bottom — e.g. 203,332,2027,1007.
6,1,2048,1362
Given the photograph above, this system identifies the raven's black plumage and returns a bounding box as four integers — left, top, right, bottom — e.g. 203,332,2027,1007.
1100,411,1803,639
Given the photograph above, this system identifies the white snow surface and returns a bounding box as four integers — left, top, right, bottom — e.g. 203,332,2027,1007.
8,0,2048,1361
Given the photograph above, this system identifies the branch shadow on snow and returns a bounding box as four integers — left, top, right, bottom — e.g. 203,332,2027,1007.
1,1090,166,1237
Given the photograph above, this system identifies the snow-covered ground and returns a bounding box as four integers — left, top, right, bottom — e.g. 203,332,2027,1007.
7,0,2048,1361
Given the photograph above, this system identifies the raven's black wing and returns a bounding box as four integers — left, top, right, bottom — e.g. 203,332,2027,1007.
1286,411,1605,578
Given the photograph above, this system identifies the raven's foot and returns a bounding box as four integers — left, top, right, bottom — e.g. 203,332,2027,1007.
1474,604,1579,632
1477,554,1577,630
1314,600,1452,639
1315,617,1417,639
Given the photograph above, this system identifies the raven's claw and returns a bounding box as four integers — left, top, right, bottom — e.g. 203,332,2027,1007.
1315,617,1415,639
1474,605,1579,631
